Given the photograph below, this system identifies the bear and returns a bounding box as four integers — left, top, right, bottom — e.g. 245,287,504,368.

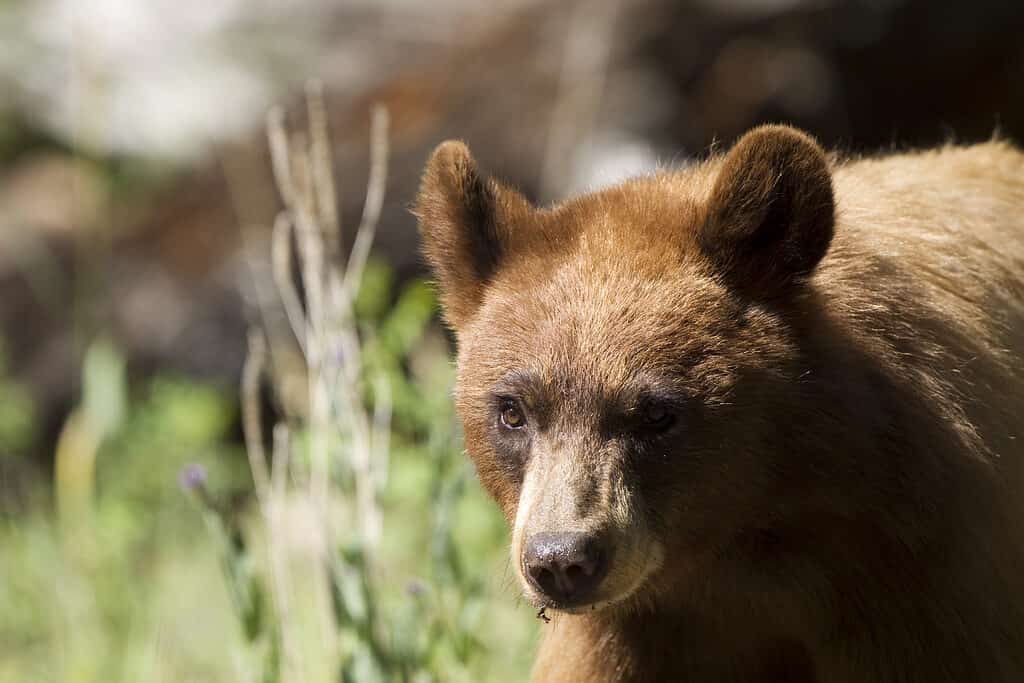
414,125,1024,682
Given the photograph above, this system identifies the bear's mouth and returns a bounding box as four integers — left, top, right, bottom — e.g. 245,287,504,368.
530,577,649,616
538,594,621,615
521,540,664,616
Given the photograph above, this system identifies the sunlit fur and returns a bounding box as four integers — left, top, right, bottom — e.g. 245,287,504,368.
416,127,1024,682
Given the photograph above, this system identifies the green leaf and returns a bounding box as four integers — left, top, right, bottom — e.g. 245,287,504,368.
0,372,33,455
354,259,394,323
380,280,434,357
81,338,126,442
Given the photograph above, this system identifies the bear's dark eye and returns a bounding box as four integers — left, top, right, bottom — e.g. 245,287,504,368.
499,399,527,430
638,401,676,434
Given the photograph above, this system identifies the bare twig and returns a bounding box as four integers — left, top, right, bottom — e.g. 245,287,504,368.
289,134,326,338
268,422,302,683
245,92,392,675
306,80,341,262
242,330,305,683
271,423,292,497
271,213,308,355
267,107,297,210
241,330,271,506
343,105,390,297
279,131,333,524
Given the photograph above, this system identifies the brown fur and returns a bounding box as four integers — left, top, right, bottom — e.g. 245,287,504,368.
415,125,1024,682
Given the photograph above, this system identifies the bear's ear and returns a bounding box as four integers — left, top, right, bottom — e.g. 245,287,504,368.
697,125,835,296
414,141,532,330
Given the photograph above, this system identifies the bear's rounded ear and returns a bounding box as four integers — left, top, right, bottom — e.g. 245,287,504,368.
414,141,532,330
697,125,835,296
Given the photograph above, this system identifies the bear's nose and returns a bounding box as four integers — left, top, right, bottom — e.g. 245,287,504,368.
523,532,608,605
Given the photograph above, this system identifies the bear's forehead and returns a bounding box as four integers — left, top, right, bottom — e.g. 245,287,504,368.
458,173,792,399
466,251,739,390
534,177,709,260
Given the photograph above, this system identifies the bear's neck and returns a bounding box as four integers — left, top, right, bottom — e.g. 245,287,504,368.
530,605,817,683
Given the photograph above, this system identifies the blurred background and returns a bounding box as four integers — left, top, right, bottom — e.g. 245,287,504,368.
1,0,1022,681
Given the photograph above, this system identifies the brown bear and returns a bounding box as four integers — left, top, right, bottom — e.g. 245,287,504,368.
414,125,1024,682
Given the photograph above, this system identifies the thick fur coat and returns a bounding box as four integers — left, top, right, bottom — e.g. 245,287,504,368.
415,125,1024,682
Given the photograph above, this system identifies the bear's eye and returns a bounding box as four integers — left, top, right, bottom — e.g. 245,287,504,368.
499,399,527,430
638,401,676,433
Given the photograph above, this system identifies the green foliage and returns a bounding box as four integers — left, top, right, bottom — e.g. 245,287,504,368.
185,266,535,682
0,264,535,682
80,338,127,441
1,358,245,682
0,342,34,457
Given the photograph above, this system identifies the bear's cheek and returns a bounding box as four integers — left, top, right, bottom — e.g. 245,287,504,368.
458,409,528,519
628,425,745,549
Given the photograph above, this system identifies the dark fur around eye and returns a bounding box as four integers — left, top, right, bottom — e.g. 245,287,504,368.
485,395,532,483
635,400,681,436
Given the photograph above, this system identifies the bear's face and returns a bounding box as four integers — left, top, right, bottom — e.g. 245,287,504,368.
416,126,835,613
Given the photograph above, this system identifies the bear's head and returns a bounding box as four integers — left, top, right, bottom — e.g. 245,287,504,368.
415,125,836,614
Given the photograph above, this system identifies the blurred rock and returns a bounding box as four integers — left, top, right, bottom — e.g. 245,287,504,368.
2,0,1023,464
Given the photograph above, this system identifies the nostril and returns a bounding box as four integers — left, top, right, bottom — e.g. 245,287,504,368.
524,532,609,603
530,566,559,596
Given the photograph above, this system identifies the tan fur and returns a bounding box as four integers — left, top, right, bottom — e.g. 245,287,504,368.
415,126,1024,682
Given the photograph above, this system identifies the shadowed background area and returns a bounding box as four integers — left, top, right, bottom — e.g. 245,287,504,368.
0,0,1022,680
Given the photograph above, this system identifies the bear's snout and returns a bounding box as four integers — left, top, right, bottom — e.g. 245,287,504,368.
523,531,608,606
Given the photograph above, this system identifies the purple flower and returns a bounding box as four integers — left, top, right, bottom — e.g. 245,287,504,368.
405,579,428,597
177,463,208,492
